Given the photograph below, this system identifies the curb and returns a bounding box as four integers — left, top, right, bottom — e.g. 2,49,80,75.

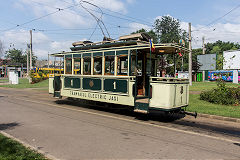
0,131,60,160
197,113,240,123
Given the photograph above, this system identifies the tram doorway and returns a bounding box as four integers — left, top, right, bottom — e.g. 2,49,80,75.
135,51,146,97
135,50,154,98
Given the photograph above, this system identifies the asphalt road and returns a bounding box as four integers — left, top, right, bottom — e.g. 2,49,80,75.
0,88,240,159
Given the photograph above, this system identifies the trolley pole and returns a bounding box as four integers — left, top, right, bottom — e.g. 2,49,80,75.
188,23,192,86
202,36,205,81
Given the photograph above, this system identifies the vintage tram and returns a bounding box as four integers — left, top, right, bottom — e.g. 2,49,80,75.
49,33,190,114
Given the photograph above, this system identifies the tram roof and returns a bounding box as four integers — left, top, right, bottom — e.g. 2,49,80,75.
51,41,189,57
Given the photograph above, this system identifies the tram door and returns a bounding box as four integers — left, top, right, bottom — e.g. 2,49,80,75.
53,76,61,98
134,51,150,114
135,51,149,97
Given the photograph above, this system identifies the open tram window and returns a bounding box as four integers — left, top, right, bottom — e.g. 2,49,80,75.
131,55,137,76
74,58,81,74
147,59,156,76
93,57,102,75
83,57,91,75
117,55,128,75
65,58,72,74
105,56,114,75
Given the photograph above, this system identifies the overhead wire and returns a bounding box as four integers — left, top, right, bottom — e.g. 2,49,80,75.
192,3,240,32
10,0,131,34
79,0,109,38
80,0,114,38
58,0,152,27
0,3,76,32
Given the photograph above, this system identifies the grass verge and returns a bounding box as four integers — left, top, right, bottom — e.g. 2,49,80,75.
0,78,48,89
0,133,47,160
188,82,240,118
190,81,239,92
187,94,240,119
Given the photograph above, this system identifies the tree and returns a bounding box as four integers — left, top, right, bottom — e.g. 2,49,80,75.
205,41,240,70
4,48,37,67
153,16,188,44
5,48,26,66
0,40,3,58
153,16,188,75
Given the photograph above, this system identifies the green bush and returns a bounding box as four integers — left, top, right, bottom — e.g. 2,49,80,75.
200,79,240,105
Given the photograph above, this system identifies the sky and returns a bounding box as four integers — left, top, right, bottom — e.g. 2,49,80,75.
1,0,240,59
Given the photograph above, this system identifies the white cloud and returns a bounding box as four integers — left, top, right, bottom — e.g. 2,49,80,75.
33,49,49,59
86,0,127,12
3,30,49,45
191,23,240,48
126,0,136,4
154,14,240,49
128,22,151,32
1,29,75,59
50,41,73,52
16,0,128,28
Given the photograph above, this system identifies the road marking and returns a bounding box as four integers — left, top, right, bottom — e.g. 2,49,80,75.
12,96,240,144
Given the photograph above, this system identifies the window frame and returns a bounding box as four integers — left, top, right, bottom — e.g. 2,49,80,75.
83,55,92,75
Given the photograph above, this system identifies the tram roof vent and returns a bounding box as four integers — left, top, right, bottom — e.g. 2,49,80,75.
119,32,151,42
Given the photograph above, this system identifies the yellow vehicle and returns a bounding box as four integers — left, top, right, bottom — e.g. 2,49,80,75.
33,67,81,78
32,67,64,78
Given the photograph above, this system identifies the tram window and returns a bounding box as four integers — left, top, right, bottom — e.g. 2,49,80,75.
83,57,91,75
147,59,156,76
93,57,102,75
117,55,128,75
65,58,72,74
105,56,114,75
131,55,137,76
74,58,81,74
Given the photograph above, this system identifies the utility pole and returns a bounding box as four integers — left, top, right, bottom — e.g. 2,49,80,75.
202,36,205,81
29,30,33,83
27,44,29,77
181,56,184,72
188,23,192,86
48,53,50,68
30,30,33,70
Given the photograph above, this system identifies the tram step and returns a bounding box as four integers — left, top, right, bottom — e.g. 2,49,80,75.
54,91,62,98
134,102,149,114
136,95,148,99
135,98,149,103
134,109,148,114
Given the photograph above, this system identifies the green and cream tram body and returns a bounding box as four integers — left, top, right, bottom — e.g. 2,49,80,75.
49,33,189,114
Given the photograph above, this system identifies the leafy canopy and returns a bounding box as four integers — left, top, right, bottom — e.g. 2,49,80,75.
5,48,37,67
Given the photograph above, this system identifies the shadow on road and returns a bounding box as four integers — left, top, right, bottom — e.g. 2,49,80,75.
54,99,240,139
54,99,184,122
234,143,240,147
0,122,20,131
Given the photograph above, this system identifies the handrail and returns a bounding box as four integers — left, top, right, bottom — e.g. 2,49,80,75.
150,77,189,82
61,74,136,79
